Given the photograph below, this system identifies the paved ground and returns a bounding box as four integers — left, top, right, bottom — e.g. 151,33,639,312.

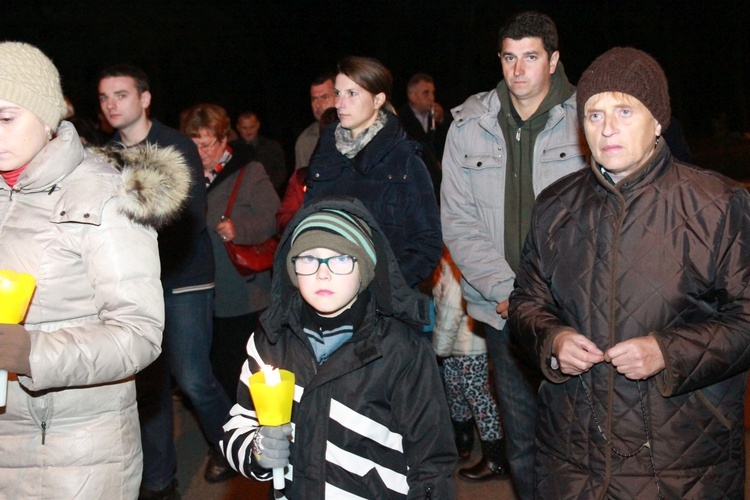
173,400,516,499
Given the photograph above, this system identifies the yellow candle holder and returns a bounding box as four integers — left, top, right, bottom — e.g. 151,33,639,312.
248,369,295,426
249,368,295,491
0,270,36,324
0,270,36,408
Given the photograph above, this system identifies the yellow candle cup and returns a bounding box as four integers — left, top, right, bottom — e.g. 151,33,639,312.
0,270,36,324
249,369,295,426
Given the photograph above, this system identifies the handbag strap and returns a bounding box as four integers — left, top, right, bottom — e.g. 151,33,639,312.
223,166,247,219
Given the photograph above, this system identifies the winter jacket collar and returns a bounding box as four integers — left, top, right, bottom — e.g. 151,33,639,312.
591,140,671,196
2,121,190,230
313,111,410,176
6,121,84,193
452,72,577,141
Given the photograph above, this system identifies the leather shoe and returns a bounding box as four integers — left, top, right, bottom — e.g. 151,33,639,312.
204,447,238,483
458,439,509,481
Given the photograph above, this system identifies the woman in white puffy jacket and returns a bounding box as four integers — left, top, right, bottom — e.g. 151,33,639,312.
0,42,190,499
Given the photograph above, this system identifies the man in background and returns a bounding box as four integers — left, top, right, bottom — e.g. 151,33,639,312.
294,72,336,171
98,64,235,499
231,111,287,195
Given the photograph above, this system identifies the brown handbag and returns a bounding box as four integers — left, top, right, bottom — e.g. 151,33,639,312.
222,167,279,275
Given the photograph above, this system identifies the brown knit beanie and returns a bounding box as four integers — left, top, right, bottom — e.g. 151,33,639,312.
287,209,377,289
577,47,670,129
0,42,67,132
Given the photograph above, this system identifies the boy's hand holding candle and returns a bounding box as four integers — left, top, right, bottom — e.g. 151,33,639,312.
249,366,295,490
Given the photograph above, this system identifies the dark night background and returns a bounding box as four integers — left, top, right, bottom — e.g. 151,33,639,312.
2,0,749,180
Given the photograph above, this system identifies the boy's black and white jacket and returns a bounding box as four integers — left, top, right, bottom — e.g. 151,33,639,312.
221,197,457,499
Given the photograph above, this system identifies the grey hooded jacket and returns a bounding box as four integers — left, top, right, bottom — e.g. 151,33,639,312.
441,89,586,329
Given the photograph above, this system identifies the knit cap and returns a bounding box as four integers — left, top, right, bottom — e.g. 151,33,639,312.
0,42,67,131
287,209,377,289
577,47,670,129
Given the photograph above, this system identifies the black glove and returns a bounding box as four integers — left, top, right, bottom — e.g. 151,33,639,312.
0,324,31,375
252,423,292,469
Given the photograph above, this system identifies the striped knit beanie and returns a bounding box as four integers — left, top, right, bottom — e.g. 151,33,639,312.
287,209,377,289
0,42,67,132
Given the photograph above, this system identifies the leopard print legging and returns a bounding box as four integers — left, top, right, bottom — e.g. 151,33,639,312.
443,354,502,441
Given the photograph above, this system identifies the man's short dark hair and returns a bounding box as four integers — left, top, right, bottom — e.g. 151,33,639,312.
407,73,434,93
98,64,150,94
311,72,336,87
498,11,558,58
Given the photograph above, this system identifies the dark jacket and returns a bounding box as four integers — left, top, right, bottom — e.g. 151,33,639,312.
230,135,288,195
509,142,750,498
111,119,214,293
221,197,456,499
304,112,442,288
396,103,446,203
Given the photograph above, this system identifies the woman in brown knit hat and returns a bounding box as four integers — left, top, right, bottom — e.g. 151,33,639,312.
0,41,190,499
509,46,750,498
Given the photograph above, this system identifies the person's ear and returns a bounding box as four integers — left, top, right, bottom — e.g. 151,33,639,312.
549,51,560,74
140,90,152,110
373,92,386,110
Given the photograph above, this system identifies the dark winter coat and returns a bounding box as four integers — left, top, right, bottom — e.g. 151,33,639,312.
509,142,750,499
304,113,442,288
221,197,456,499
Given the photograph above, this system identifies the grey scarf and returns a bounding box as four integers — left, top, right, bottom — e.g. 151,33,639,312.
334,110,387,159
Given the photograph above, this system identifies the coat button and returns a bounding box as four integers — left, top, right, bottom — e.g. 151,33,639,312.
83,213,90,218
59,210,66,216
477,161,482,166
315,173,320,178
560,152,566,158
387,174,393,180
402,174,407,180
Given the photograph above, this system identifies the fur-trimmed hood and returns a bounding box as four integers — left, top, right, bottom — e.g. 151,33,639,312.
0,121,191,230
93,143,192,229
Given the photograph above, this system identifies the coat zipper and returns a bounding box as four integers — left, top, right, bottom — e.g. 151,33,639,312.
41,421,47,445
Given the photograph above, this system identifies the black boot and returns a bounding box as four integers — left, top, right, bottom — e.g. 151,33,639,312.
458,439,508,481
452,419,475,460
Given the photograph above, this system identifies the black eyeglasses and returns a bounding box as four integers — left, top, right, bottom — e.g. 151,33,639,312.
291,254,357,275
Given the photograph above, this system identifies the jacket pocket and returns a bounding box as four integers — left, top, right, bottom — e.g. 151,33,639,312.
463,154,504,208
538,144,587,186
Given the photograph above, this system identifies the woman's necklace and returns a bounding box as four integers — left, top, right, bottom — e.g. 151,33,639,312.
579,375,663,499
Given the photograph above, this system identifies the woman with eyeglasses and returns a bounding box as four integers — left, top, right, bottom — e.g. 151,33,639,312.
304,56,442,289
221,197,457,498
182,104,280,403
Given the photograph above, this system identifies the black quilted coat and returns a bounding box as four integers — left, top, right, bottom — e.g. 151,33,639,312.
510,142,750,499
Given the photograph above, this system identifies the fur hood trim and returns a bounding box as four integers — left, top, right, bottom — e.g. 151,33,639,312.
94,144,192,229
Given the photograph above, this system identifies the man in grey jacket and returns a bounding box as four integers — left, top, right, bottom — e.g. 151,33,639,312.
441,11,586,497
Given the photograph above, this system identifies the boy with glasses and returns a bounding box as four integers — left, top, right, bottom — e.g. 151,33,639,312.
221,197,456,498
